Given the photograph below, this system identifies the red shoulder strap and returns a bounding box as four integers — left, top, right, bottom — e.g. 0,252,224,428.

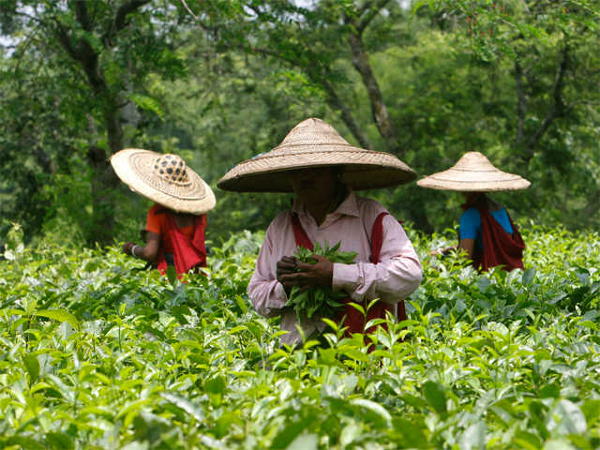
291,213,314,250
369,212,388,263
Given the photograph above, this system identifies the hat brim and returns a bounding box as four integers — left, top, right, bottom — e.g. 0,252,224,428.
111,149,216,214
217,148,416,192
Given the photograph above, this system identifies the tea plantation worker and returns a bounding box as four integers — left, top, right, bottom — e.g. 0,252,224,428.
417,151,530,272
110,148,216,275
217,118,423,346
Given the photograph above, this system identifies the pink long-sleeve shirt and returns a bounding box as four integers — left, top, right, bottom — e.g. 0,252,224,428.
247,192,423,345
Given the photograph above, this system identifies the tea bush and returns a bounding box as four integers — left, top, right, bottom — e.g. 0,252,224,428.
0,225,598,449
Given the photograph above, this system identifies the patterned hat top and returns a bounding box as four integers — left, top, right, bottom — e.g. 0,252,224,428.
110,149,215,214
217,118,416,192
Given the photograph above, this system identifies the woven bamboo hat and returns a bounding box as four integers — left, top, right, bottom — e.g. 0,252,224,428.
417,152,530,192
217,118,416,192
110,148,216,214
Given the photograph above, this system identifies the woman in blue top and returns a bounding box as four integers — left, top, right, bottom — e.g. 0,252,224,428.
459,192,514,262
418,152,530,271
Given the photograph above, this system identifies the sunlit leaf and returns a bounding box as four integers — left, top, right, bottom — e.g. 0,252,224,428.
35,309,80,330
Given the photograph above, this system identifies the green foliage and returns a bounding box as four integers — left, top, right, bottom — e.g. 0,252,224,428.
2,0,599,244
288,241,357,320
0,0,188,244
0,227,599,448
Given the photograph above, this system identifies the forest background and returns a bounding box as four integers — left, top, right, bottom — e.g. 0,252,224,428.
0,0,598,248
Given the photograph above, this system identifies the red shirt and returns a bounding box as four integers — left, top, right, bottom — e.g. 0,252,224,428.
146,204,204,254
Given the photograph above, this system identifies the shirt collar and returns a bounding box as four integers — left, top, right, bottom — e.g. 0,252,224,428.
291,190,360,218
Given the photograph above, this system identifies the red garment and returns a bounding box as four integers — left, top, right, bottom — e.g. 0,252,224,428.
155,211,207,275
474,207,525,272
461,197,525,272
146,204,195,254
291,212,406,337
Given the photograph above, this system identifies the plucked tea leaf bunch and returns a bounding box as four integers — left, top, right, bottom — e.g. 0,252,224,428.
287,241,357,320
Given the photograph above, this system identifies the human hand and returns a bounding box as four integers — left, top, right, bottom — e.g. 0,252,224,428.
430,245,456,257
123,242,135,255
276,256,298,283
279,254,333,290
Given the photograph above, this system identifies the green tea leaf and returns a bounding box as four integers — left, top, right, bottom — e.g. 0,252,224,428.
205,376,226,395
423,381,447,414
166,265,178,285
35,309,80,330
22,354,40,384
161,393,205,423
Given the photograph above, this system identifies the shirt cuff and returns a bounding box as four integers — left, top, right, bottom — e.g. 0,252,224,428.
270,282,289,309
332,263,359,294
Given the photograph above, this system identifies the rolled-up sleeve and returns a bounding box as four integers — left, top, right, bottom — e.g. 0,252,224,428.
247,224,289,317
332,215,422,304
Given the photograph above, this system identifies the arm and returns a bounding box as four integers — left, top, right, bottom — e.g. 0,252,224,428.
332,215,422,304
247,225,290,318
458,238,475,260
122,232,160,262
458,208,479,262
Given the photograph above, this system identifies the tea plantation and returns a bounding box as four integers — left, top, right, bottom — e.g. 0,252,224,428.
0,226,599,449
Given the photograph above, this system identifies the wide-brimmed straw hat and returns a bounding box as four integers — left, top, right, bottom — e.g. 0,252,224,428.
110,148,216,214
417,152,530,192
217,118,416,192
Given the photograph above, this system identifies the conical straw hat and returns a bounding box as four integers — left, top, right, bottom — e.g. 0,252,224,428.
417,152,530,192
217,118,416,192
110,148,216,214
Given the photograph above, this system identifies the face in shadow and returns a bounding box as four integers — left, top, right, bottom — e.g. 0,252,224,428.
289,167,339,206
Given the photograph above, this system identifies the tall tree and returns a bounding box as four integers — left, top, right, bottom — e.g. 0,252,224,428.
178,0,435,230
1,0,186,244
428,0,600,225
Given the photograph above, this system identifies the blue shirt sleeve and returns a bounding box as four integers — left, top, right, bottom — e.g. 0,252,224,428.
460,207,481,240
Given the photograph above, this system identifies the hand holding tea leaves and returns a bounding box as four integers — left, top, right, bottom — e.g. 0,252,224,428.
281,241,357,320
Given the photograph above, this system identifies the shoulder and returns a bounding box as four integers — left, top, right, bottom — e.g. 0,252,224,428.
461,207,481,222
265,209,292,234
497,206,510,217
353,195,401,235
147,203,166,221
354,195,388,218
147,203,167,217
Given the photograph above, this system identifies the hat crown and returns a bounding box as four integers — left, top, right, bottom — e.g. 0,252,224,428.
454,152,497,171
273,118,350,153
153,154,190,186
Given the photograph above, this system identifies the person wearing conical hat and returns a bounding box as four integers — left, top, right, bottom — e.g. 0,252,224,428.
218,118,422,346
417,151,530,272
110,149,216,275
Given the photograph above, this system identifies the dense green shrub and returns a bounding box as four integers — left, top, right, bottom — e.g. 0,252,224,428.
0,226,598,449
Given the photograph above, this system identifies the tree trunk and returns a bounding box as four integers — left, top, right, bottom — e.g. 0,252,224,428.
344,14,431,231
347,24,400,155
87,144,119,247
52,0,151,246
320,77,374,149
86,100,123,247
513,45,570,171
